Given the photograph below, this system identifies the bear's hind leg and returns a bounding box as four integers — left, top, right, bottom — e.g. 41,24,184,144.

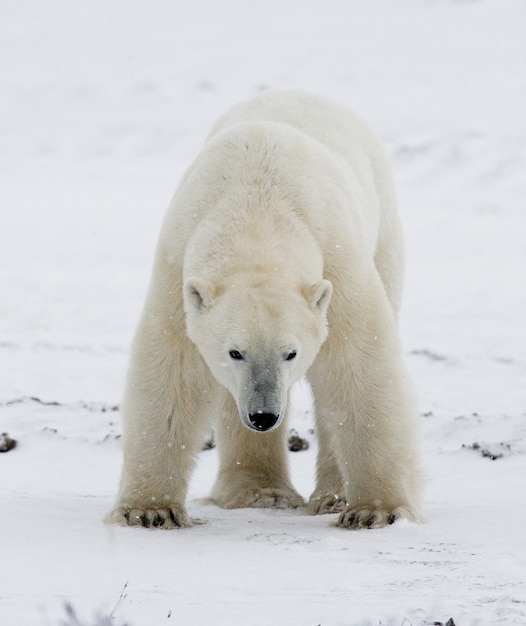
209,393,305,510
307,417,346,515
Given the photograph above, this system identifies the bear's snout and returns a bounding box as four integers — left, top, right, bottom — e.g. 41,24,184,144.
248,412,279,432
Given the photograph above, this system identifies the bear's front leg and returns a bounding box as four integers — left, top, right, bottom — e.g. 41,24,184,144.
107,412,204,530
106,322,217,529
209,394,305,510
308,307,423,529
311,385,423,529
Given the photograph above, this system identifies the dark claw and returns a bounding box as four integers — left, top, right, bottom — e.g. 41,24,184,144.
153,513,165,528
387,513,397,525
365,514,376,528
347,513,357,528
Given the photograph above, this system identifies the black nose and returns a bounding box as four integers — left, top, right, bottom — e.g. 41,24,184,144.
249,412,279,432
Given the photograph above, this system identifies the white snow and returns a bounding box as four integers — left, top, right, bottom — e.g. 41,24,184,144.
1,1,525,624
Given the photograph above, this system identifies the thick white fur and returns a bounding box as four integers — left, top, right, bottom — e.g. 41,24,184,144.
106,91,423,530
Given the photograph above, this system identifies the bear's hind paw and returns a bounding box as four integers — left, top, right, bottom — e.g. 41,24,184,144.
247,488,305,510
215,487,305,510
307,493,347,515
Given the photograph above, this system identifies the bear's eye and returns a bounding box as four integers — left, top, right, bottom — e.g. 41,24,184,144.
229,350,244,361
285,350,297,361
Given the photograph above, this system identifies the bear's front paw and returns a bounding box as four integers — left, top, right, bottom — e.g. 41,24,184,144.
307,493,347,515
336,507,400,530
216,487,305,510
106,503,204,529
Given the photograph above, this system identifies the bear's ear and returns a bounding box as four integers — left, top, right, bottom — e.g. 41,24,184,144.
303,279,333,316
184,278,219,311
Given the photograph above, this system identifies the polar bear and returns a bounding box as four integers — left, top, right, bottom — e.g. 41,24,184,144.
106,91,423,530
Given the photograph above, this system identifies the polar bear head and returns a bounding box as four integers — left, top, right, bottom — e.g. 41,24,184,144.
184,277,332,432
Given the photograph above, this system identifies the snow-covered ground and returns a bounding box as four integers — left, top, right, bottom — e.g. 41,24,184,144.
1,1,525,624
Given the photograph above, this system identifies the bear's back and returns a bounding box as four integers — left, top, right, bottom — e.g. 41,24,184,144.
208,90,385,178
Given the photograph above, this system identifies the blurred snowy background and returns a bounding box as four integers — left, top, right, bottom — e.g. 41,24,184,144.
1,1,525,624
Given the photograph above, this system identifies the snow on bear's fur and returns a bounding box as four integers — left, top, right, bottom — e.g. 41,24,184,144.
106,91,423,530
